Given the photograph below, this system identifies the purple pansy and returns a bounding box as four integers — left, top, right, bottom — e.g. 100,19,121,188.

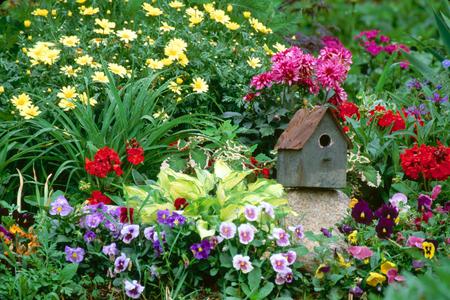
114,253,130,273
64,246,85,263
49,196,73,216
156,209,171,225
283,250,297,265
144,226,156,241
389,193,408,208
83,230,96,243
102,242,119,257
85,213,104,229
338,224,353,234
166,212,186,227
190,239,212,260
350,286,364,298
288,224,304,239
243,205,260,221
275,270,294,285
259,201,275,218
124,280,144,299
270,253,290,273
418,194,432,212
375,217,395,239
351,200,373,224
375,204,398,221
238,224,256,245
121,224,140,244
219,222,236,239
271,228,290,246
320,227,332,238
232,254,253,273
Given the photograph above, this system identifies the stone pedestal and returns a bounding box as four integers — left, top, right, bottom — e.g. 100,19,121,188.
285,188,350,235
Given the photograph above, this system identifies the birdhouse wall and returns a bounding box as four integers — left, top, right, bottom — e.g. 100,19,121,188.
277,113,348,188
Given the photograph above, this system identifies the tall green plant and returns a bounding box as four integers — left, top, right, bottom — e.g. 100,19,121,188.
27,71,213,192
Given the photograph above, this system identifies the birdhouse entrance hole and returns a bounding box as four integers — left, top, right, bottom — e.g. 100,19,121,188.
319,134,332,148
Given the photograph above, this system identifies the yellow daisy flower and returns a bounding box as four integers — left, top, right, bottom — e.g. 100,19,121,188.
58,99,77,111
80,6,99,16
108,63,127,78
164,38,187,60
169,81,182,95
186,8,204,26
247,57,261,69
57,86,78,100
142,3,163,16
75,54,94,66
160,22,175,32
19,105,41,119
146,58,164,70
169,1,184,9
78,92,97,106
225,22,240,30
210,9,230,24
116,29,137,43
191,77,208,93
94,18,116,35
59,35,80,47
60,65,79,77
91,71,109,83
10,93,32,110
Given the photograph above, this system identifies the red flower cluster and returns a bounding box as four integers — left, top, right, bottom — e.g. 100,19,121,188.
337,101,360,121
400,143,450,181
369,105,405,132
87,190,112,205
85,146,123,178
249,156,271,179
126,139,144,165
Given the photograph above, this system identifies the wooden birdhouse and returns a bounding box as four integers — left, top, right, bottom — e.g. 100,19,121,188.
275,106,352,189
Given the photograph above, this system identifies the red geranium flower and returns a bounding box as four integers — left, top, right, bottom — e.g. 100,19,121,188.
337,101,360,121
88,190,112,205
85,146,123,178
126,138,144,165
400,143,450,181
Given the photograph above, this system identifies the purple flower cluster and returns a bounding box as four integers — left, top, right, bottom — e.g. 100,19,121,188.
270,251,296,285
156,209,186,227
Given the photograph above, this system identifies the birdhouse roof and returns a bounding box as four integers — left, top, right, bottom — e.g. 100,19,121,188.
275,106,352,150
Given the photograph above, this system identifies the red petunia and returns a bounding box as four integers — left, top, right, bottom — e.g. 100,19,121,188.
261,168,270,179
88,190,112,205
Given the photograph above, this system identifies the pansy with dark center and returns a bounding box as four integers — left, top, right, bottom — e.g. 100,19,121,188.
375,217,395,239
351,200,373,224
417,194,432,212
190,239,212,260
375,204,398,221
